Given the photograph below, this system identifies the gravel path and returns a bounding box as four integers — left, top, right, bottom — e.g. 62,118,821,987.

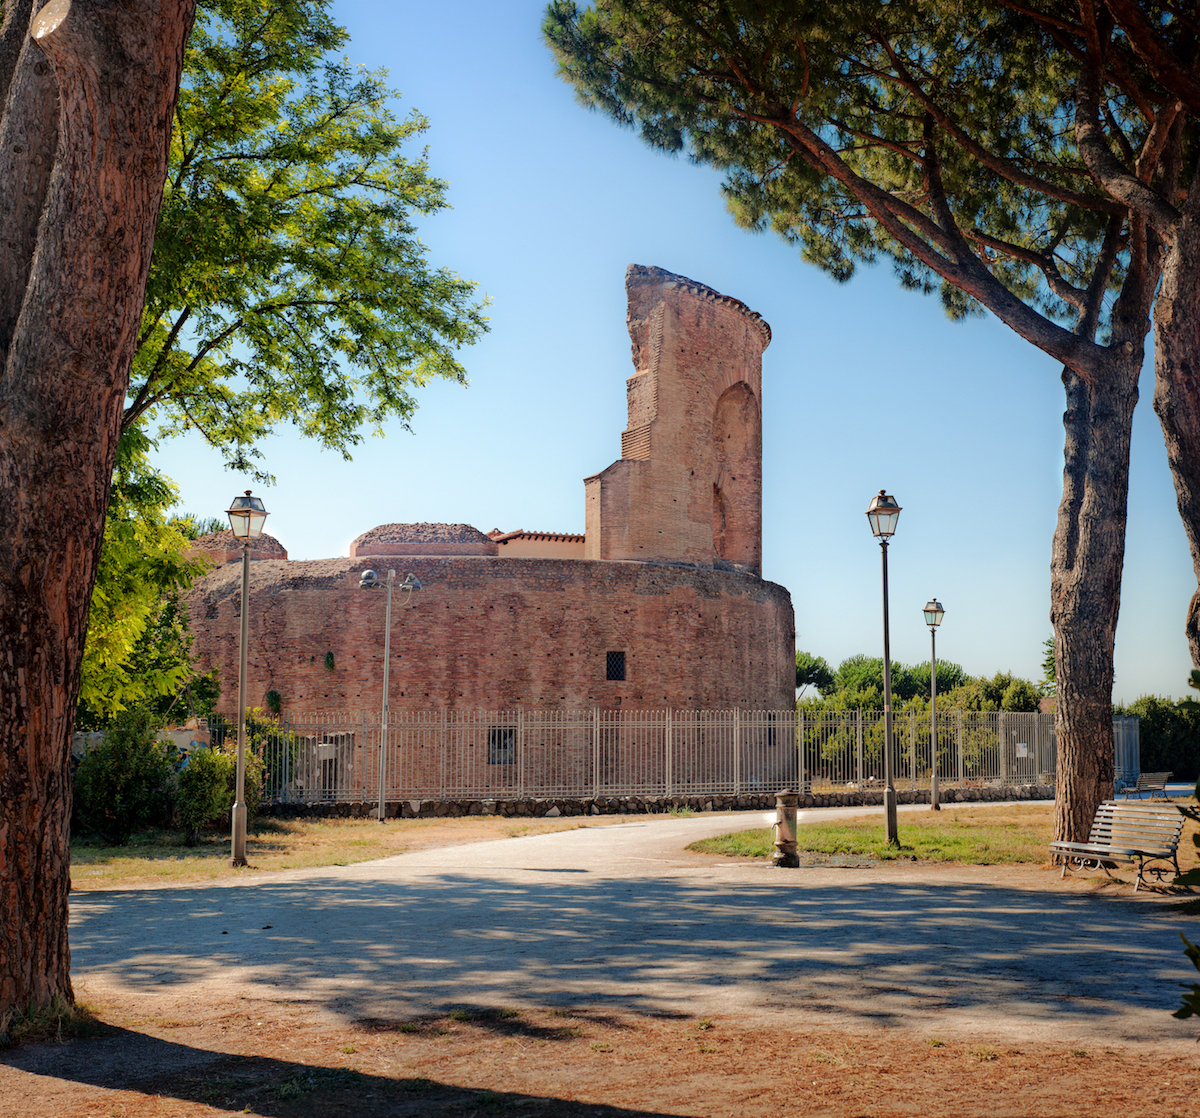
69,804,1200,1053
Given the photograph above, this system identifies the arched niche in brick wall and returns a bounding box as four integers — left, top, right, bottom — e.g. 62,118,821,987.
711,381,762,573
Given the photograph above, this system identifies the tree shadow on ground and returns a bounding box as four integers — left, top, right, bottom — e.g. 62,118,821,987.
67,869,1195,1042
0,1026,689,1116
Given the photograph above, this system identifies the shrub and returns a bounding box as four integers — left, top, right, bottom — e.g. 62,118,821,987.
175,747,233,844
72,711,175,844
1114,695,1200,780
176,742,266,841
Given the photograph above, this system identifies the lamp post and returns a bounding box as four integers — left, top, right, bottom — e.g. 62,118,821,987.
226,489,268,867
359,569,422,822
923,598,945,812
866,489,901,846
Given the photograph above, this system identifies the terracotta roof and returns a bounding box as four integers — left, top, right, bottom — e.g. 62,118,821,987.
491,529,586,544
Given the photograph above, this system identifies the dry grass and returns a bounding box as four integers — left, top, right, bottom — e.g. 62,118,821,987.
690,802,1200,872
69,813,642,891
7,997,1198,1118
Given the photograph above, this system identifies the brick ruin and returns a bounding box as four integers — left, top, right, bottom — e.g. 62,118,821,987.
184,265,795,714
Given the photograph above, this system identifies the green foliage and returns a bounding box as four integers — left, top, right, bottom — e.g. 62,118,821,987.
1041,636,1056,697
799,653,979,712
940,672,1042,714
175,747,234,844
264,689,283,715
324,651,336,671
127,0,488,479
72,712,176,845
795,650,834,697
1112,696,1200,781
544,0,1131,338
77,429,211,727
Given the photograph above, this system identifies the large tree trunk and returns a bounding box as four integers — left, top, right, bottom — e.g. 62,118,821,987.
1153,164,1200,669
0,0,196,1017
1051,355,1141,842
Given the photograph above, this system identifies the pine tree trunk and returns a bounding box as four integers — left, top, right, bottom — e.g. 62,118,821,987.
0,0,195,1018
1153,166,1200,669
1051,358,1139,842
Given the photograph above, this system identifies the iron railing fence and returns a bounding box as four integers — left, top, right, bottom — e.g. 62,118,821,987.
205,709,1137,806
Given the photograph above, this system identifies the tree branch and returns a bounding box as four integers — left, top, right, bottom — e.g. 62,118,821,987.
1073,12,1181,240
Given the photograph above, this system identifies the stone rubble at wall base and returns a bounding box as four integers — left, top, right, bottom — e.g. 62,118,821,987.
258,783,1056,821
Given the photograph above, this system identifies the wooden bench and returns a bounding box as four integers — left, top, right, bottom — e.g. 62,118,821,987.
1119,771,1173,800
1050,800,1185,892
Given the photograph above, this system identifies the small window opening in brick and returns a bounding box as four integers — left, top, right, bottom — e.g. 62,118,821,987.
487,726,515,765
606,650,626,681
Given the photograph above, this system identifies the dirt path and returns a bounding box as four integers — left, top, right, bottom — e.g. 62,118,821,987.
3,808,1198,1116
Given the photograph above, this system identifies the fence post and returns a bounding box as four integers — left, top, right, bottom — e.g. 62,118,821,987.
518,708,526,799
440,709,448,800
592,707,600,799
998,711,1007,786
733,708,741,795
856,709,863,787
909,709,916,790
957,709,964,785
665,709,673,797
796,707,804,794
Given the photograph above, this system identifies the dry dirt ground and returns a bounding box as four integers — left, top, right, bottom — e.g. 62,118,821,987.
3,811,1199,1117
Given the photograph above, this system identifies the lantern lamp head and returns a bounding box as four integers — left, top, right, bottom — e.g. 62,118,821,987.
359,569,381,590
865,490,901,538
923,598,945,629
226,490,268,539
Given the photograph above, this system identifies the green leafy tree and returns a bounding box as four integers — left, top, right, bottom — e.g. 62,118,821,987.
125,0,488,478
1040,636,1056,699
1112,695,1200,781
795,651,834,698
77,431,212,727
543,0,1177,845
81,0,488,728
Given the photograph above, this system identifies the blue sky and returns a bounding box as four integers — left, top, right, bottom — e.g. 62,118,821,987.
153,0,1196,703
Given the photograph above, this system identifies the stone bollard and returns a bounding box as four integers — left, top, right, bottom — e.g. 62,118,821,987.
772,790,799,868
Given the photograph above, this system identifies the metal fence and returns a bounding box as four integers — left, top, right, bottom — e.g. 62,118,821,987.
206,709,1138,806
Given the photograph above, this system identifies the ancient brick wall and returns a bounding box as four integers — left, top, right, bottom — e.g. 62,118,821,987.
184,556,795,715
585,265,769,573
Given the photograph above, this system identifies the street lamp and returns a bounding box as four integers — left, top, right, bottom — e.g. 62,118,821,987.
866,489,901,846
359,569,422,822
226,489,267,867
923,598,945,812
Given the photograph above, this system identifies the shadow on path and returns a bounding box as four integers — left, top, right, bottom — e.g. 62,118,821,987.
0,1025,688,1116
69,870,1196,1039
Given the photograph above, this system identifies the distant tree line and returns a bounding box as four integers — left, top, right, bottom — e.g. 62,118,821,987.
795,651,1042,713
798,648,1199,780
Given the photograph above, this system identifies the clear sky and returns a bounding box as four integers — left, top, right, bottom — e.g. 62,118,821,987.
152,0,1196,704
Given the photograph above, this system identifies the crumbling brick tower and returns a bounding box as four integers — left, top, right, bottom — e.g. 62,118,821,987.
585,264,769,573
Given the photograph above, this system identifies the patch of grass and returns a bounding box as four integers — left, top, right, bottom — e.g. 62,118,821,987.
274,1067,359,1099
688,805,1056,865
971,1046,998,1062
667,806,694,817
0,997,106,1049
695,1018,714,1031
590,1041,613,1051
927,1037,946,1048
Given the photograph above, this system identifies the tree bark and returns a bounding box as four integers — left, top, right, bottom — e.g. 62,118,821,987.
1051,360,1137,840
1153,162,1200,669
1050,202,1161,843
0,0,195,1017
